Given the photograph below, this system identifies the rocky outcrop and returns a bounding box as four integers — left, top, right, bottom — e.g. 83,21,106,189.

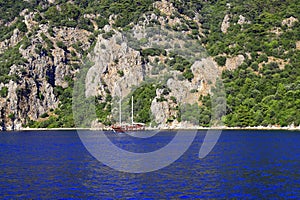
221,14,230,33
0,10,94,130
296,41,300,50
23,11,38,31
0,29,23,53
154,0,175,16
282,16,298,28
225,55,245,71
237,15,250,25
86,31,147,99
0,75,59,130
150,57,221,127
258,56,288,70
221,14,251,33
150,98,170,126
81,22,224,128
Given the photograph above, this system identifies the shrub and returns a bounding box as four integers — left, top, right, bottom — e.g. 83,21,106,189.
190,89,198,93
183,69,194,81
257,53,268,63
214,56,227,66
78,17,94,32
117,70,124,77
95,17,109,29
40,113,49,118
56,41,68,51
102,30,115,39
0,87,8,98
141,48,167,57
17,21,28,33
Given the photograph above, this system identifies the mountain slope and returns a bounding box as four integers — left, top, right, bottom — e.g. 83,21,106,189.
0,0,299,130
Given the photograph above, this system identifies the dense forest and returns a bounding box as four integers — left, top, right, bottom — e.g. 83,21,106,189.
0,0,299,128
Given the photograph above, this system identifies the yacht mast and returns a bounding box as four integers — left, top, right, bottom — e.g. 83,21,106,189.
131,96,133,125
119,93,122,126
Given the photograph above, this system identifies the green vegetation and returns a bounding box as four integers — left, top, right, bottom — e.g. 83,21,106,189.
44,3,81,28
166,54,194,81
0,44,27,83
131,84,157,124
199,0,300,58
0,87,8,98
141,48,167,57
95,96,112,126
0,0,38,41
40,113,49,118
84,0,154,27
56,41,67,51
214,56,226,66
102,30,115,39
164,0,299,127
42,0,154,29
28,77,75,128
222,61,300,127
117,70,124,77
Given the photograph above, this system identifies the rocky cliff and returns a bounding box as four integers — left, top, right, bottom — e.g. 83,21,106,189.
0,0,228,130
0,9,94,130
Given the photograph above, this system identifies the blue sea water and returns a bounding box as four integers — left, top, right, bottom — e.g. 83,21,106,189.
0,130,299,199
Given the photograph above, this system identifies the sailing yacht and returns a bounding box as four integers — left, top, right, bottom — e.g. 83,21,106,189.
111,96,145,133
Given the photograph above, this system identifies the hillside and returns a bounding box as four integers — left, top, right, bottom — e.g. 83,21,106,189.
0,0,299,130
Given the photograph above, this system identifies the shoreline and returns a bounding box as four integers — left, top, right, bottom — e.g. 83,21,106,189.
2,126,299,132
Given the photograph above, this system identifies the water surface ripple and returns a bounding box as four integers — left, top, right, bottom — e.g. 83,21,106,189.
0,130,299,199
